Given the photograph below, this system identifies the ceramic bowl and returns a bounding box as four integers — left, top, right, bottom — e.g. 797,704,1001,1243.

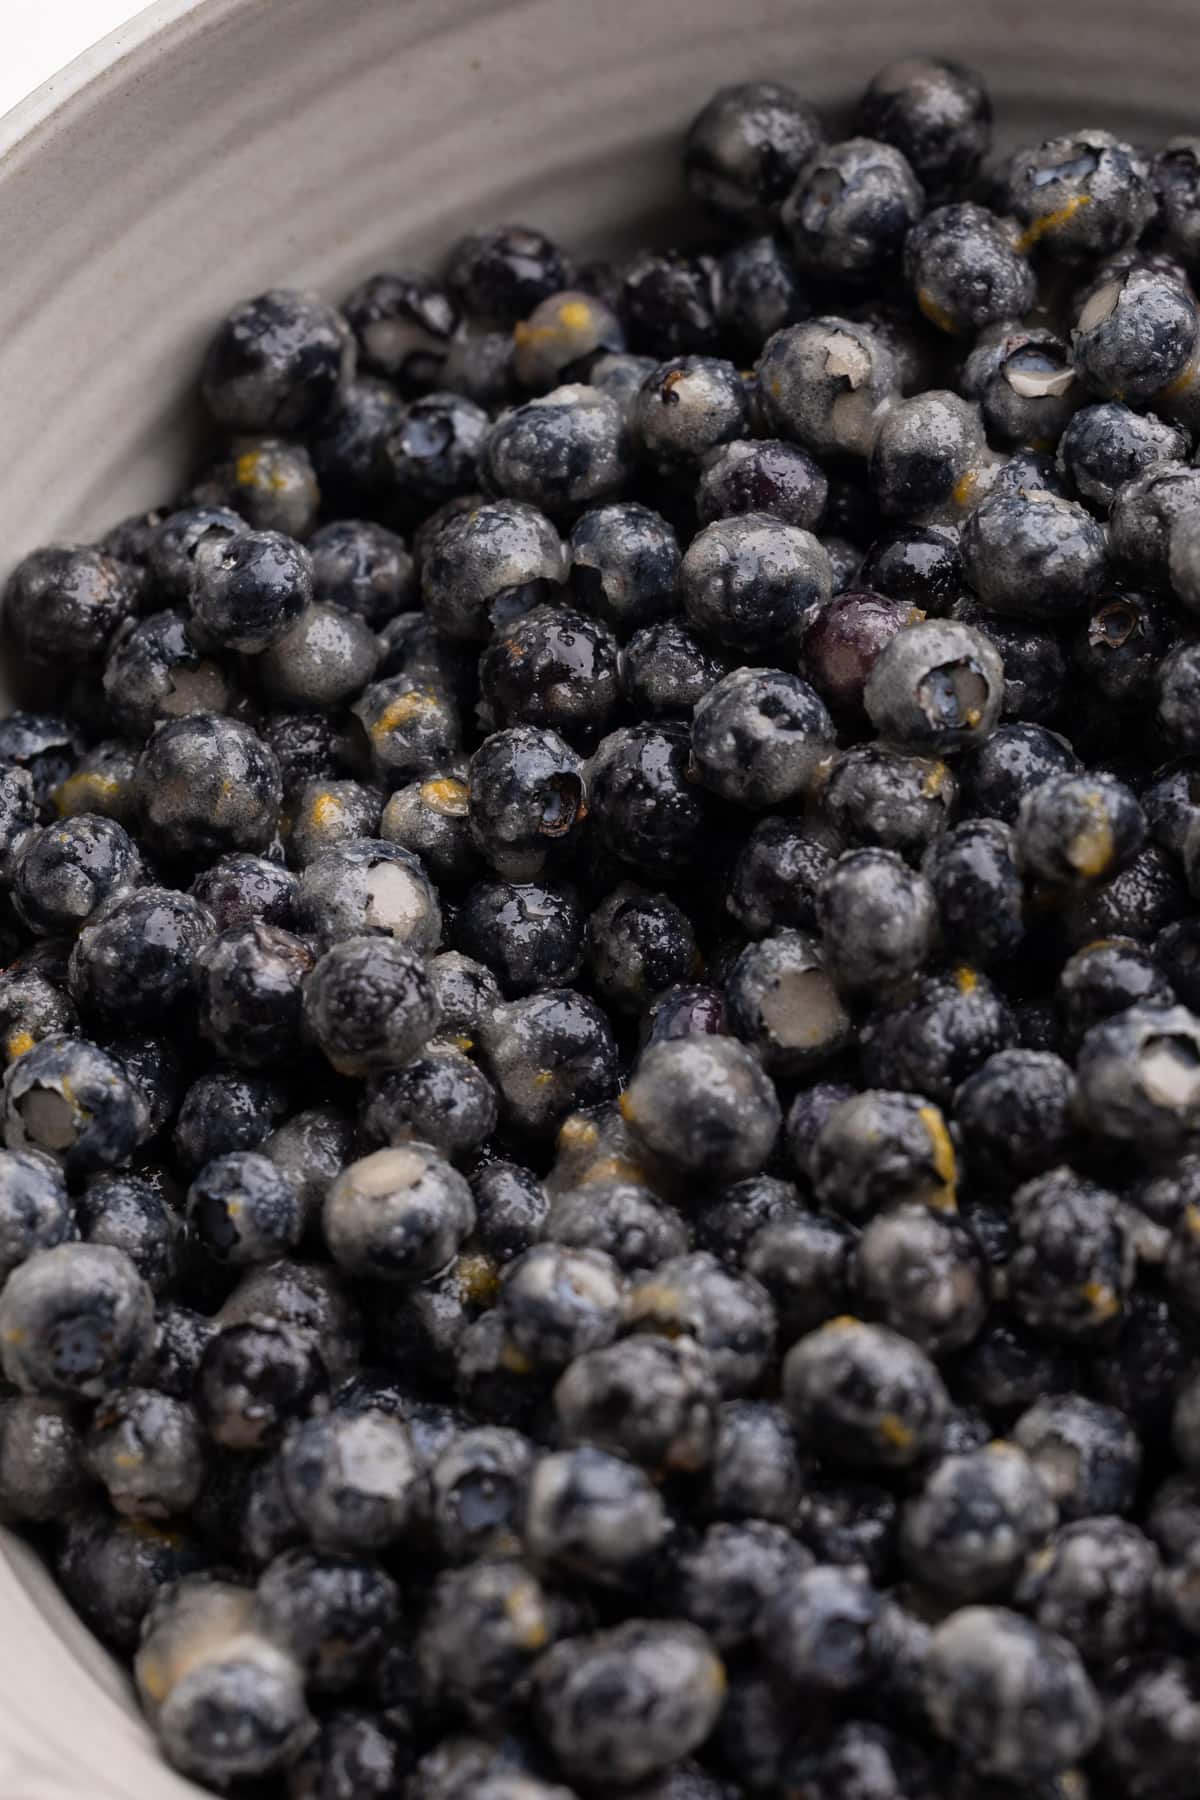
0,0,1197,1791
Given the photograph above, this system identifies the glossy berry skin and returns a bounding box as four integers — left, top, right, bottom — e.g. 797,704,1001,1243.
954,1049,1077,1192
923,1606,1100,1779
681,512,831,656
1004,129,1154,262
858,525,964,614
963,322,1079,447
193,921,313,1068
201,288,354,432
859,968,1017,1105
823,741,958,861
478,604,620,747
76,1172,181,1294
696,436,827,531
1057,400,1189,512
136,714,281,860
726,816,834,937
801,589,920,721
960,722,1082,825
858,55,991,195
864,618,1003,753
716,237,808,359
634,356,748,471
783,137,924,280
817,847,937,995
684,80,824,228
4,545,138,668
587,884,698,1013
568,501,680,636
1015,771,1145,887
422,498,565,642
0,1242,153,1400
2,1034,149,1176
294,839,441,955
691,667,834,808
756,316,899,460
587,721,707,877
324,1144,474,1282
173,1069,289,1173
342,266,458,389
479,987,618,1138
304,936,437,1075
190,436,319,541
308,518,414,626
1073,264,1197,402
1110,459,1200,583
103,610,230,735
783,1318,948,1468
468,726,586,881
377,389,490,511
620,249,721,359
923,819,1024,966
444,223,571,325
186,1151,304,1267
876,402,991,539
70,887,215,1026
258,604,379,712
481,383,630,515
1075,1003,1200,1160
962,486,1108,623
622,1034,780,1181
621,621,724,719
533,1620,726,1789
904,204,1035,337
11,814,143,937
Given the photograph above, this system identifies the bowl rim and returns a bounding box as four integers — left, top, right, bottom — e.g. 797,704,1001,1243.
0,0,221,166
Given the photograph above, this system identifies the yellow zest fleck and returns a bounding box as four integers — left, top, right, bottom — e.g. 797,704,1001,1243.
130,1520,184,1548
916,288,958,335
953,966,977,995
963,706,982,728
6,1031,34,1061
1014,192,1091,254
499,1340,533,1375
630,1282,684,1324
457,1252,500,1305
906,607,927,626
420,777,469,818
918,1104,957,1210
708,1657,728,1698
226,1200,243,1220
3,1328,25,1346
533,1070,555,1088
879,1412,915,1451
827,1314,860,1331
618,1091,636,1123
512,320,557,347
452,1034,474,1054
558,299,593,332
235,450,290,493
1186,1203,1200,1238
139,1657,169,1704
113,1451,142,1471
921,762,948,798
1082,1280,1120,1321
1162,361,1197,399
1066,790,1114,878
310,792,343,827
579,1155,646,1186
559,1117,600,1150
1061,1775,1086,1800
952,467,979,509
53,771,120,816
504,1581,550,1650
371,690,435,737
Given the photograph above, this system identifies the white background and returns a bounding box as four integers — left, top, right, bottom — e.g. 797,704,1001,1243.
2,2,152,119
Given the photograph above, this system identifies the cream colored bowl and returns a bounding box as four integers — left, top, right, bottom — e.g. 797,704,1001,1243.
1,0,1198,1791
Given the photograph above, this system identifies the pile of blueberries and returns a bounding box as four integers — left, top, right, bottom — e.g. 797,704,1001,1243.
10,53,1200,1800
